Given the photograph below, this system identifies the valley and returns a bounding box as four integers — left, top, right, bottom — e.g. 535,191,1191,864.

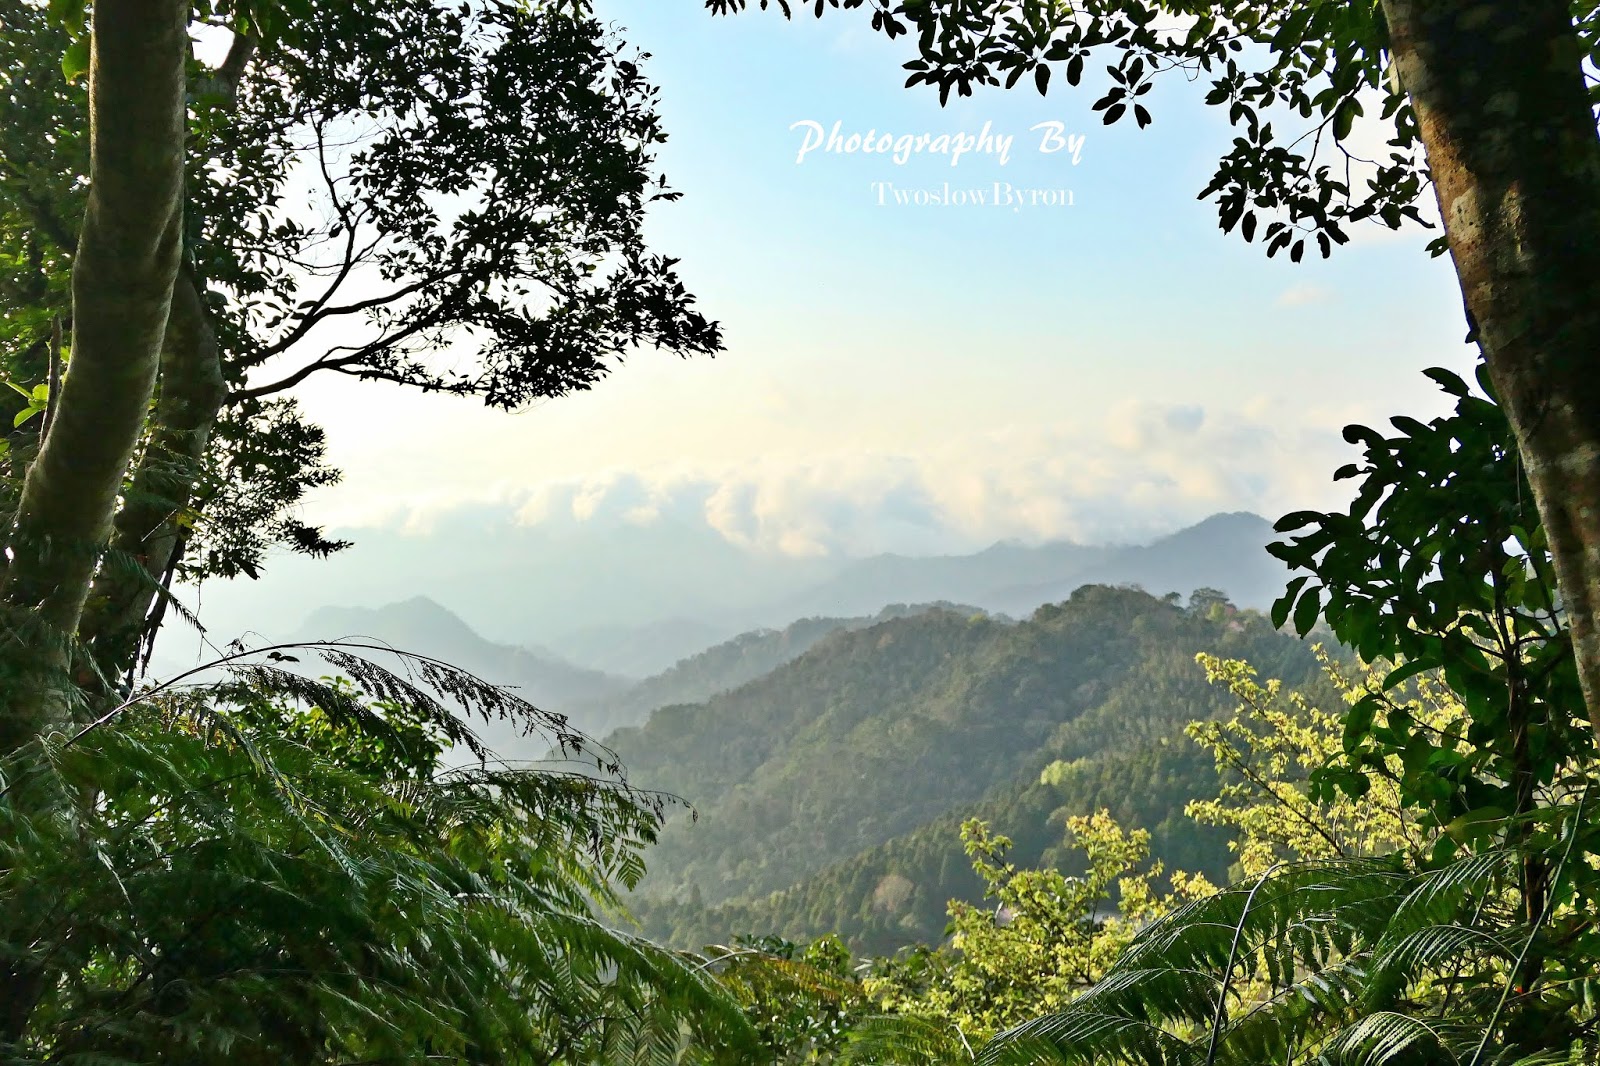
274,511,1323,954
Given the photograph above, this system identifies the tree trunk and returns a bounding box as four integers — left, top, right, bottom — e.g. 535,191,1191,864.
79,270,227,691
0,0,190,753
75,31,254,693
1381,0,1600,741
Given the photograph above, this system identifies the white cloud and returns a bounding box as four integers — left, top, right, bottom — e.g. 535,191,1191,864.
363,401,1361,559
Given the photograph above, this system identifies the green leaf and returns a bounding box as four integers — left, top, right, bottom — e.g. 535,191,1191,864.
1272,577,1309,629
47,0,85,35
1344,692,1379,749
1381,658,1434,691
1421,367,1469,397
1293,586,1322,636
62,36,89,82
1274,510,1323,533
1331,96,1361,140
1444,806,1508,842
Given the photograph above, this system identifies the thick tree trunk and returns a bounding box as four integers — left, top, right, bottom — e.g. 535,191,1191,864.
75,32,254,692
0,0,189,753
1381,0,1600,741
79,271,226,690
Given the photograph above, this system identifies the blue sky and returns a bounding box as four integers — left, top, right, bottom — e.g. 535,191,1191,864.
205,0,1476,637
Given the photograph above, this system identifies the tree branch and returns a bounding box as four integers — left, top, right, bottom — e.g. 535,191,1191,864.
193,30,258,106
229,316,444,404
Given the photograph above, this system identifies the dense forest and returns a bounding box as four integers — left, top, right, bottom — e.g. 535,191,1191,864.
3,0,1600,1063
576,603,982,733
622,586,1334,951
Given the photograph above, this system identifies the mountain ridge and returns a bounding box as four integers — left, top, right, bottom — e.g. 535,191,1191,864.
607,584,1317,922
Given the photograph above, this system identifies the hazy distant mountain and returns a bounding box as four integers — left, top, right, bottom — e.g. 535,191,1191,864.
981,511,1285,618
297,596,634,742
537,512,1281,673
542,618,735,678
758,541,1115,624
184,509,1284,665
575,603,989,730
729,511,1282,629
182,509,1287,688
184,511,839,653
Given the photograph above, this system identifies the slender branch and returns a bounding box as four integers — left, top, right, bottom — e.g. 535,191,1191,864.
252,269,459,363
228,353,368,402
38,316,61,444
240,120,369,362
230,316,444,403
1211,738,1351,858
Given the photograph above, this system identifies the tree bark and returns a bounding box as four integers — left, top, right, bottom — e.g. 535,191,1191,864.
74,31,255,692
1380,0,1600,741
79,271,227,691
0,0,190,752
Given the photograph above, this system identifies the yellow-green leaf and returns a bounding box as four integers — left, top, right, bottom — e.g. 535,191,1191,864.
62,36,89,83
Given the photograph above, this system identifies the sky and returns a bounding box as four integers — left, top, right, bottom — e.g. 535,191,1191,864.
195,1,1476,642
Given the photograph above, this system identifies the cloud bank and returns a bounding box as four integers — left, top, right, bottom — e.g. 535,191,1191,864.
407,399,1365,558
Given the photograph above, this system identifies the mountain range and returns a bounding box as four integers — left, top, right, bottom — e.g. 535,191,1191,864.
179,511,1287,677
261,509,1286,726
293,597,982,742
157,508,1317,953
567,510,1283,675
619,588,1335,953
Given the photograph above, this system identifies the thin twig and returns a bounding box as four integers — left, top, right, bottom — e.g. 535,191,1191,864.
39,316,62,443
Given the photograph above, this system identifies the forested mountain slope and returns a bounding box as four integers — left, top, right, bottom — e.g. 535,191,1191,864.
610,585,1325,947
575,603,984,732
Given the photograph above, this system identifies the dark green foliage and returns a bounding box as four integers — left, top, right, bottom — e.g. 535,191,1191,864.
980,828,1600,1065
699,935,870,1064
971,372,1600,1066
1271,367,1590,851
0,643,754,1063
1,0,720,595
212,0,721,408
618,586,1326,952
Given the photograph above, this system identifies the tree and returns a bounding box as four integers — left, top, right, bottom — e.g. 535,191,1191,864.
696,934,870,1064
844,814,1212,1063
0,0,719,731
711,0,1600,747
1184,651,1442,877
0,0,189,750
1272,367,1593,941
972,377,1600,1064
